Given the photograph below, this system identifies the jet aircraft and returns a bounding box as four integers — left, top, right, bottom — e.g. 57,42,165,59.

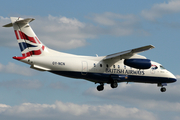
3,17,177,92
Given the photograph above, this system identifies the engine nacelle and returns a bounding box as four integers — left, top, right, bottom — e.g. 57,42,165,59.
124,59,151,69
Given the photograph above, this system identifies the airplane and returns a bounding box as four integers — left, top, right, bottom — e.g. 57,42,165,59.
3,17,177,92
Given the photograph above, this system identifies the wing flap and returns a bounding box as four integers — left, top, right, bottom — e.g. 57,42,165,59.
103,45,155,60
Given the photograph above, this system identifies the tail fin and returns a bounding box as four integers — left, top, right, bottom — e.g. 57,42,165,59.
3,17,45,57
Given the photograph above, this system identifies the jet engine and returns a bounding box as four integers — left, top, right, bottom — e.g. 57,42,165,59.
124,59,151,69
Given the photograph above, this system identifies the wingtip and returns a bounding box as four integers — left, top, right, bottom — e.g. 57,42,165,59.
2,23,13,27
150,45,155,49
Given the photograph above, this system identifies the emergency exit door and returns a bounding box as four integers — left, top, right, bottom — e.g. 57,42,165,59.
82,61,88,75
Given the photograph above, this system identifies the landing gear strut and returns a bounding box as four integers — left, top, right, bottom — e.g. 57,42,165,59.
97,83,104,91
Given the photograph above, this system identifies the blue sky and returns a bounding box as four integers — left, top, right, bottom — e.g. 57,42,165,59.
0,0,180,120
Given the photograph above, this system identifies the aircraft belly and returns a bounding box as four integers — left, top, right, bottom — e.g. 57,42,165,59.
128,75,176,83
49,71,176,84
49,71,110,83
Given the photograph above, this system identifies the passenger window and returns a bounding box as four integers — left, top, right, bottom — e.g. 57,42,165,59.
100,64,102,67
94,63,96,67
106,64,108,68
118,65,120,68
113,65,115,68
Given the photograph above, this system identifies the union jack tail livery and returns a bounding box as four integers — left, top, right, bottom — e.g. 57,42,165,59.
3,17,45,57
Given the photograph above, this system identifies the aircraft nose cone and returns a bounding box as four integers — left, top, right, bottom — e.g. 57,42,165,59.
169,77,177,83
168,72,177,83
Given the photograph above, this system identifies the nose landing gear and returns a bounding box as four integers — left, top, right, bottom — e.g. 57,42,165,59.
160,87,166,92
158,83,167,92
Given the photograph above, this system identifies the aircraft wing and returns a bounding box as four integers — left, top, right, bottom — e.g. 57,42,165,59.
103,45,155,60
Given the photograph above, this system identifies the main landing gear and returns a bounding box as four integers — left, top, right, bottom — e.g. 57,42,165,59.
110,81,118,88
97,83,104,91
97,82,118,91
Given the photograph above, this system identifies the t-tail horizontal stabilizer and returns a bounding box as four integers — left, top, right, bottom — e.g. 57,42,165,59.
3,17,46,57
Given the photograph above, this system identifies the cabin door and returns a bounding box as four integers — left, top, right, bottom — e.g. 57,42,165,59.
82,61,88,75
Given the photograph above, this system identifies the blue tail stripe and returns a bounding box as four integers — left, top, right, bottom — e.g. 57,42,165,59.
18,42,37,51
19,42,27,51
26,43,37,48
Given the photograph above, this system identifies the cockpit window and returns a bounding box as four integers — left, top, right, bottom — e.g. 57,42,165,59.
160,65,166,69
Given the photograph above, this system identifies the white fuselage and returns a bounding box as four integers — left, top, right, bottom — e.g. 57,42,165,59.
19,51,176,84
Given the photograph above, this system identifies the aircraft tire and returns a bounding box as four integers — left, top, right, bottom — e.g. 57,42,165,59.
160,87,166,92
97,85,104,91
111,82,118,88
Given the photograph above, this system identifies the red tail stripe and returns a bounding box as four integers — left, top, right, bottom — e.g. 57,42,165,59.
15,30,41,45
42,45,45,50
33,45,45,55
18,31,24,39
33,49,41,55
18,31,37,43
35,37,41,44
22,45,45,57
22,52,31,57
14,30,19,39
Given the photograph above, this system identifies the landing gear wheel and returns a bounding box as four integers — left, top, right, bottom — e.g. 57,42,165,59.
160,87,166,92
110,82,118,88
97,85,104,91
